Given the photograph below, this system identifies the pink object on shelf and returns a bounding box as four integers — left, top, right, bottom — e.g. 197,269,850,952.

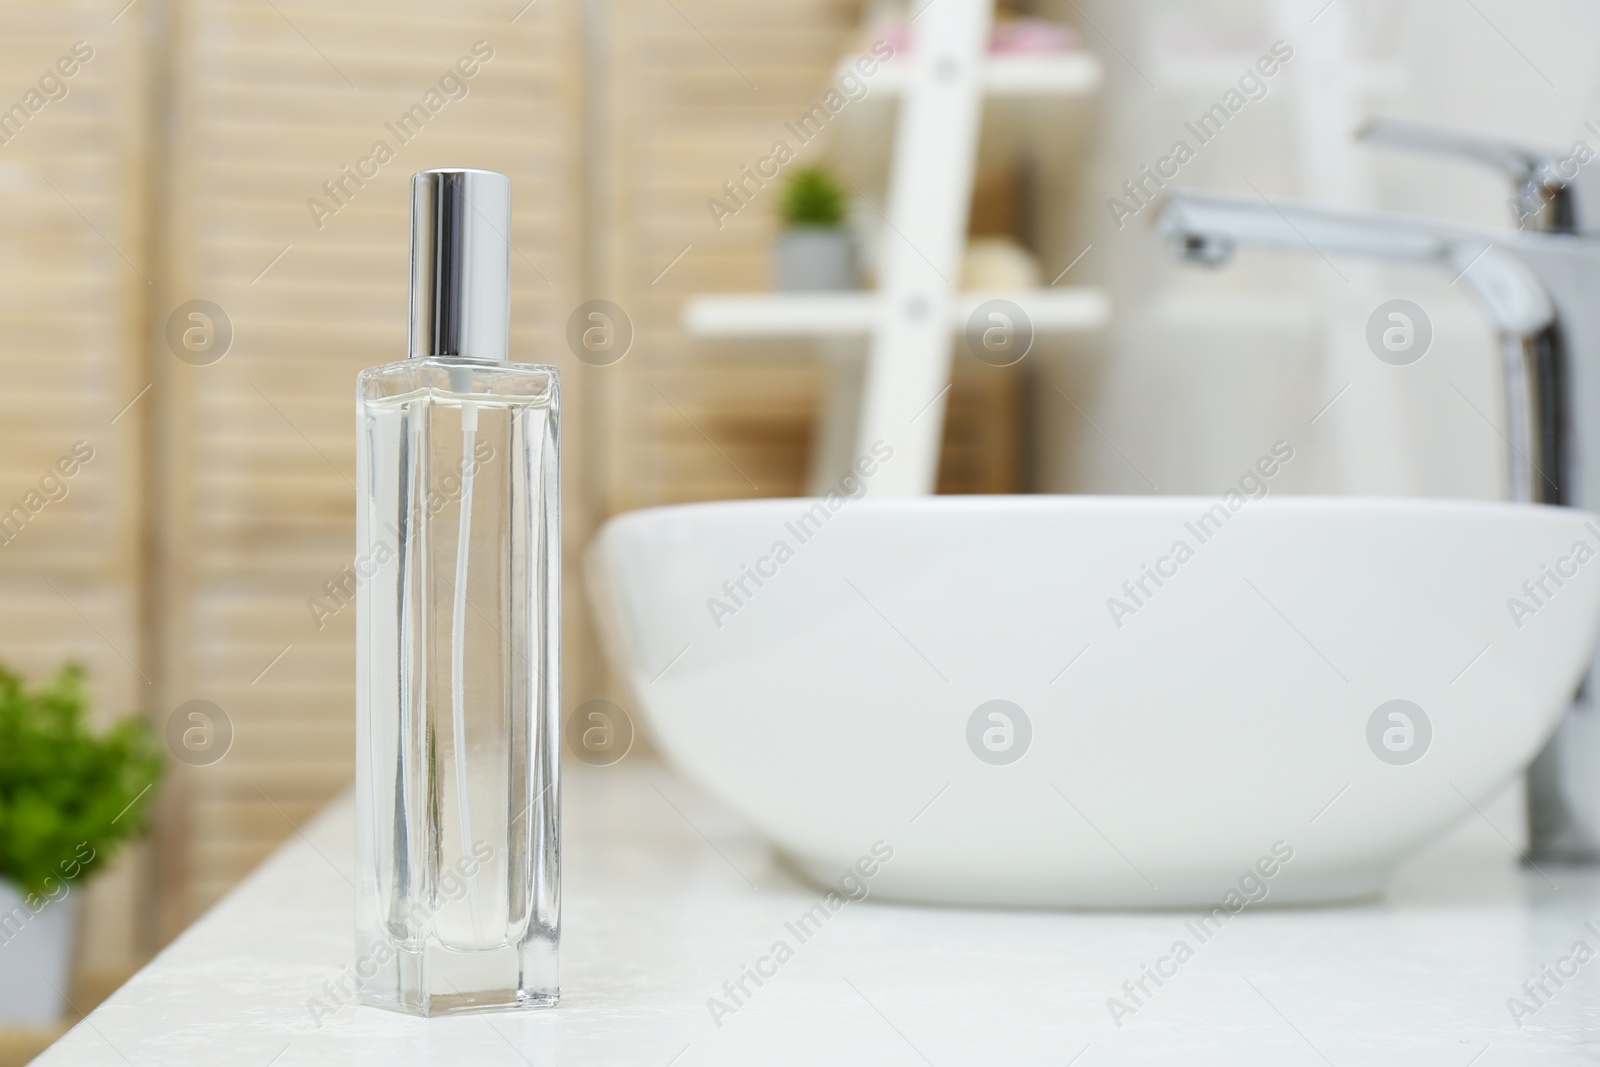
870,16,1079,58
991,17,1079,54
872,18,912,57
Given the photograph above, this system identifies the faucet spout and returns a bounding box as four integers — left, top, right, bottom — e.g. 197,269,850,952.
1156,189,1555,336
1155,187,1587,510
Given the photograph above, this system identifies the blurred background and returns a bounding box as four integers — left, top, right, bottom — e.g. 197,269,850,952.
0,0,1597,1050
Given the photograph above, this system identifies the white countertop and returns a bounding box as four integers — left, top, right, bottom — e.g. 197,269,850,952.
35,761,1600,1065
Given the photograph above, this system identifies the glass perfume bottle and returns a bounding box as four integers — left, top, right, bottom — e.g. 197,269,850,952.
354,169,560,1016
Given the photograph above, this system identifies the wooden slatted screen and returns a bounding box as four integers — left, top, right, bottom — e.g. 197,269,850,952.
0,1,150,983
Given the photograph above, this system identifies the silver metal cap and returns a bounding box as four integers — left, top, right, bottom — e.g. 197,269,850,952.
408,168,511,361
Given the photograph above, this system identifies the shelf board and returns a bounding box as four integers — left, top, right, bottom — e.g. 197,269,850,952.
843,51,1103,98
832,52,1100,185
683,288,1110,340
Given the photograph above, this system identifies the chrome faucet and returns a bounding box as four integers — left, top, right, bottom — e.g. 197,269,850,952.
1156,121,1600,862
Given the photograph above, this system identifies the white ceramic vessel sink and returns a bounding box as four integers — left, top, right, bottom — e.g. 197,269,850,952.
587,496,1600,907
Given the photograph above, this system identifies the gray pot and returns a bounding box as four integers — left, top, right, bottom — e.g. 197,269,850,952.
0,878,78,1024
774,228,858,292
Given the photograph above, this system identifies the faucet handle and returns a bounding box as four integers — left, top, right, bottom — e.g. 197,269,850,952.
1358,117,1588,234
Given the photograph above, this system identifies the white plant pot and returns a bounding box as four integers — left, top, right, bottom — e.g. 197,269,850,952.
774,228,858,291
0,878,78,1024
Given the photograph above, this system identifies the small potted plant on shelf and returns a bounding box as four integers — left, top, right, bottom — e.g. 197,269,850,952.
774,164,859,292
0,662,163,1025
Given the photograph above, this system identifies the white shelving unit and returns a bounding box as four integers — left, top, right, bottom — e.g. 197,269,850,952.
682,2,1108,496
847,50,1102,97
685,289,1110,339
830,49,1103,184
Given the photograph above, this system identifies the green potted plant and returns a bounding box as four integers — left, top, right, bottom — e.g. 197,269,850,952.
774,164,859,291
0,662,162,1024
